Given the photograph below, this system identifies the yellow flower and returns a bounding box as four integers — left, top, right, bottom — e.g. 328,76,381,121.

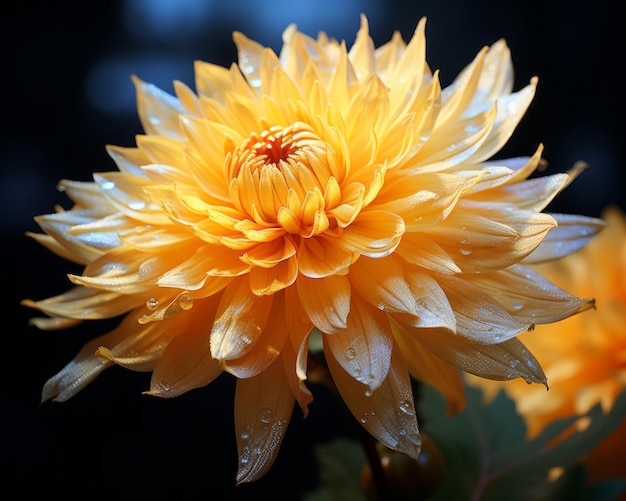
23,15,603,482
469,206,626,485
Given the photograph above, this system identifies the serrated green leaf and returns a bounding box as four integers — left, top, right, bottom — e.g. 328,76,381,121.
420,383,626,501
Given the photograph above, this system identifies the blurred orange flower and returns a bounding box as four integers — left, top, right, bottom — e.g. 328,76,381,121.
23,15,603,482
469,206,626,487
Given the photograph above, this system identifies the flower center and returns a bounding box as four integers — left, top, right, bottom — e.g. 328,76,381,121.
229,123,341,237
248,126,299,166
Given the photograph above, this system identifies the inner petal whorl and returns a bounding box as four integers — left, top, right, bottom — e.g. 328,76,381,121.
229,123,339,236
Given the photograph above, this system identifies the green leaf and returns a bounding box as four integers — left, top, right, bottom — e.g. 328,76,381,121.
305,438,367,501
420,383,626,500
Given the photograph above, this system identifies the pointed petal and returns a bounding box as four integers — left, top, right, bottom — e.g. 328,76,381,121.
466,264,595,324
147,299,223,397
221,292,288,378
296,274,351,334
325,293,393,394
234,356,295,483
349,256,419,323
390,317,466,416
438,274,531,343
416,327,547,386
210,278,273,363
523,213,606,263
325,339,421,458
339,210,404,258
132,75,183,138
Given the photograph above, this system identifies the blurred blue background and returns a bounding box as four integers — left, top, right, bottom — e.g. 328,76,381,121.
2,0,624,498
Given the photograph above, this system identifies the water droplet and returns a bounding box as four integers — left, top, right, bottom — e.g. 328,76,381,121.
240,446,251,464
460,238,472,256
417,298,427,308
527,323,536,332
346,347,356,359
399,399,415,415
178,292,194,310
240,426,251,441
377,303,386,311
100,179,115,190
365,389,373,397
259,407,272,424
146,297,159,310
510,302,523,310
360,413,369,423
159,380,170,391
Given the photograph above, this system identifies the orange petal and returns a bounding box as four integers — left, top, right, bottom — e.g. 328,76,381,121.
297,235,354,278
416,326,547,386
339,210,405,258
390,317,466,416
296,274,351,334
325,339,421,459
438,274,531,343
210,278,273,363
234,355,295,483
325,293,393,394
221,292,288,378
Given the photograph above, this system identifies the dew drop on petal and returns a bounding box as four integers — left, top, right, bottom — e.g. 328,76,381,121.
346,347,356,359
240,425,251,441
399,399,415,416
146,297,159,310
259,407,272,424
178,292,194,310
527,323,536,332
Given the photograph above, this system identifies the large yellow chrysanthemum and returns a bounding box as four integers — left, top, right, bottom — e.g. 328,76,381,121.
469,206,626,486
23,15,604,482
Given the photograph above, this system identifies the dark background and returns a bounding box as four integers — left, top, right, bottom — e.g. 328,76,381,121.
2,0,624,499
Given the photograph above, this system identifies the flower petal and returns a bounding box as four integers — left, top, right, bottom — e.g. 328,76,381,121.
339,210,405,258
325,339,421,459
523,213,606,263
416,327,547,386
145,296,222,397
438,274,531,343
389,317,466,416
234,355,295,484
221,292,288,378
297,274,351,334
210,278,273,364
325,293,393,394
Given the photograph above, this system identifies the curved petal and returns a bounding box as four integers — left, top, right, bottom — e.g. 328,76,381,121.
338,210,405,258
325,338,421,459
465,264,595,324
349,256,419,323
41,307,169,402
147,298,223,397
297,235,355,278
415,327,547,386
325,293,393,394
296,274,351,334
438,274,531,343
210,278,274,363
132,75,183,138
390,317,466,416
234,355,295,484
221,291,288,378
21,286,142,321
523,213,606,263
